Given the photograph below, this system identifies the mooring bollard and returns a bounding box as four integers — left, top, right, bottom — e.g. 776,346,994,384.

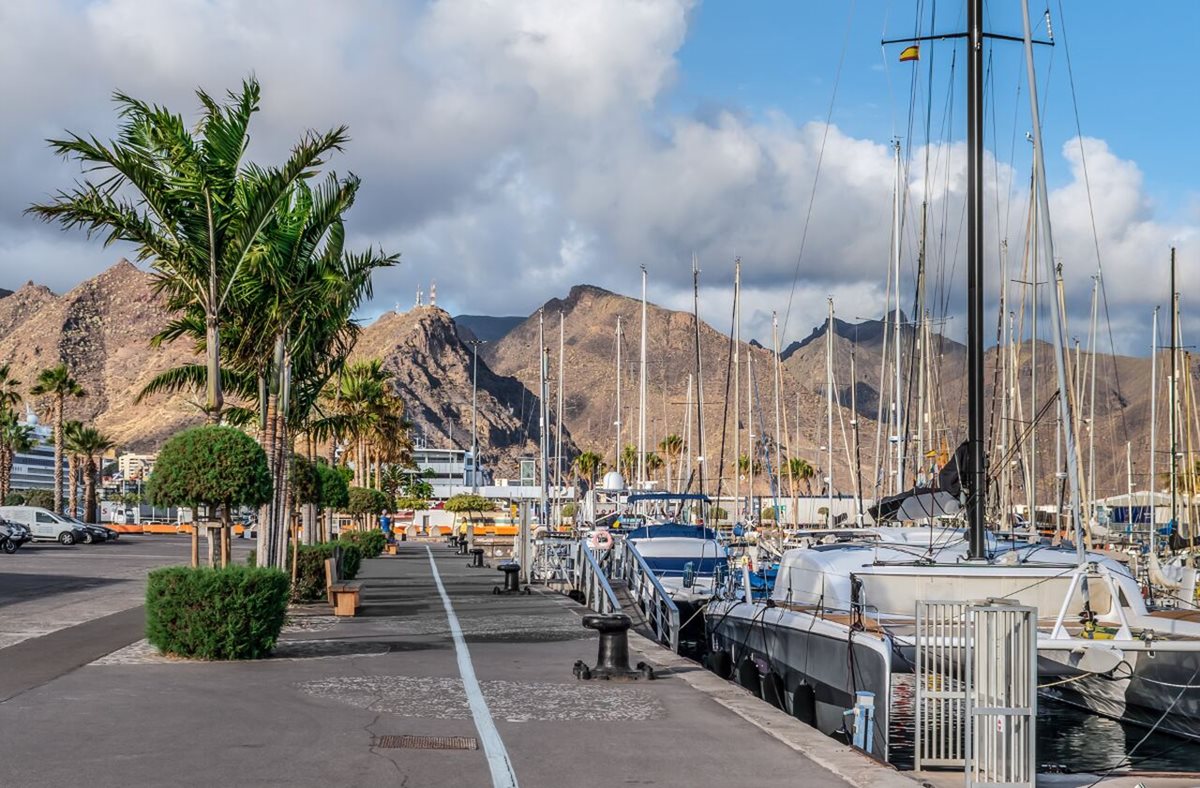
456,538,469,556
573,613,654,680
468,547,486,568
492,562,528,595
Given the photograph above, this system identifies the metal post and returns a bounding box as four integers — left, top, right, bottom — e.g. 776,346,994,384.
469,339,486,492
966,0,986,560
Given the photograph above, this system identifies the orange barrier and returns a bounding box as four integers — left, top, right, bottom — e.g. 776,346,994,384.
106,523,144,534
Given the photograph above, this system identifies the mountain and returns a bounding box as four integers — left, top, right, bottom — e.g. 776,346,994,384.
354,307,572,477
453,314,525,345
0,261,567,478
0,260,205,450
484,284,869,493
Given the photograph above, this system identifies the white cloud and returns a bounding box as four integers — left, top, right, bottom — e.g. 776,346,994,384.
0,0,1195,356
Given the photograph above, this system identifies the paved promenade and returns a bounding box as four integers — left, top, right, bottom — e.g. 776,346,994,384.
0,541,916,788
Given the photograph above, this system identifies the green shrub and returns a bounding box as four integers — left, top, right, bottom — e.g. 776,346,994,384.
289,540,363,601
145,565,289,660
341,529,386,558
347,486,390,519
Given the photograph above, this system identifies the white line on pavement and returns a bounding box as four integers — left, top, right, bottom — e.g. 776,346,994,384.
424,545,518,788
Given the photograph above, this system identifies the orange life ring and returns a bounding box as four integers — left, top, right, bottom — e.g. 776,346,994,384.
589,529,614,551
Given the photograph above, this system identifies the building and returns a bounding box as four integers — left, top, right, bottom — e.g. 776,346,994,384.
117,452,157,480
9,407,68,493
411,447,486,498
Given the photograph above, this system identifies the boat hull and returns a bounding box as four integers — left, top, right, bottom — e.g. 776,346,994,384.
705,599,893,760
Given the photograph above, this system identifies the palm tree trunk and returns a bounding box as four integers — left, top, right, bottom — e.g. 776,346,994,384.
67,454,78,518
84,456,96,524
205,314,223,424
52,397,64,514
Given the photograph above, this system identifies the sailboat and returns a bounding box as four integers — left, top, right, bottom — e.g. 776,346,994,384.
704,0,1200,757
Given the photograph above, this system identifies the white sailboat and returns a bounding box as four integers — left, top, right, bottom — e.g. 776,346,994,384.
705,0,1200,758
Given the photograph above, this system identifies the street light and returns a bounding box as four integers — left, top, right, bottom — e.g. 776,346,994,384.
467,339,487,491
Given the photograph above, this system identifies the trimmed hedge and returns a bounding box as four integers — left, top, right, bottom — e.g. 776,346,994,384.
146,565,289,660
341,529,387,558
290,540,363,601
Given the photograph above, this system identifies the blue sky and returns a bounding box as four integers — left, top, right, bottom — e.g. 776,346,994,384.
675,1,1199,217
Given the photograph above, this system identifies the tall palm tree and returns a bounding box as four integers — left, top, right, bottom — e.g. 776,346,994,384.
619,444,639,481
71,426,116,523
30,364,85,514
573,451,604,490
27,78,349,423
0,364,22,415
644,452,664,482
658,434,683,490
787,457,816,528
0,413,35,502
63,420,85,518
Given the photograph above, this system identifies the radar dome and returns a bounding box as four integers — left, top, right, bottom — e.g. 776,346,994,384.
601,471,626,490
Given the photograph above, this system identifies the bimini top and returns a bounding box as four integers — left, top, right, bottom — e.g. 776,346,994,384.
626,492,711,504
623,522,719,541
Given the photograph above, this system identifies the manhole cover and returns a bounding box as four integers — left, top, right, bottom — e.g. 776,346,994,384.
374,735,479,750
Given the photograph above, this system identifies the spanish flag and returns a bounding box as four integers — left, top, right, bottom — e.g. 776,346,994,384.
899,45,920,62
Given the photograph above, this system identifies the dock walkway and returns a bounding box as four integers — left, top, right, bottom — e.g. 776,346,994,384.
0,543,915,787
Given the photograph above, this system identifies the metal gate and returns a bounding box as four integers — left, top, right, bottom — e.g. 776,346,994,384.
915,600,1036,787
965,603,1036,788
915,601,970,769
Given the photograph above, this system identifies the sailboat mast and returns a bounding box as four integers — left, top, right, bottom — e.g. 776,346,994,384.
615,316,622,478
892,138,905,495
966,0,987,559
638,266,648,490
772,311,783,502
1171,248,1179,539
826,298,835,528
733,258,741,520
693,255,708,500
1150,306,1159,555
556,311,565,510
539,311,550,527
1022,0,1086,562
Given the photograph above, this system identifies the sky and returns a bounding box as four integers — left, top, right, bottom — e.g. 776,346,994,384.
1,0,1197,355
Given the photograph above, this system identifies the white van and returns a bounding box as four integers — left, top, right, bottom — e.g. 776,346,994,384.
0,506,87,545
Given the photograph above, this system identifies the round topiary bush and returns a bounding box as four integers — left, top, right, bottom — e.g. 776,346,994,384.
145,565,290,659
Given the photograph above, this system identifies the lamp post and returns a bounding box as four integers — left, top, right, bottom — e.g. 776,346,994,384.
468,339,487,492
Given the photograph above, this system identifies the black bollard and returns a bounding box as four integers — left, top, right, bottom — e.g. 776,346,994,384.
573,614,654,680
456,538,469,556
493,562,527,594
468,547,486,568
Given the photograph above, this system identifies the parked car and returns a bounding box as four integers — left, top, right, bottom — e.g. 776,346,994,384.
63,515,119,543
0,519,30,553
0,506,87,545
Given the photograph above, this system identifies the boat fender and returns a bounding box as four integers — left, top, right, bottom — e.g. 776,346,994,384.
705,649,732,679
735,657,761,696
761,671,786,710
792,681,817,726
589,529,614,551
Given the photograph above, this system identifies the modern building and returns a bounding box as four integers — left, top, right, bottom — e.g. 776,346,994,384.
411,446,486,497
117,452,157,480
8,407,69,493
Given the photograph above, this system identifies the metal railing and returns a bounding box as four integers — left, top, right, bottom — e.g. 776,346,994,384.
530,537,622,615
915,601,969,769
614,540,681,653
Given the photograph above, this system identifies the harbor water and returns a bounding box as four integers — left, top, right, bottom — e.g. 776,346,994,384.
888,675,1200,774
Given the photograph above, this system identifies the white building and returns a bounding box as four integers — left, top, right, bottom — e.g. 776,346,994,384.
117,452,157,480
9,407,68,493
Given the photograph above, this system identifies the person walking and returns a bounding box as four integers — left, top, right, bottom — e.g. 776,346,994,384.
380,510,392,542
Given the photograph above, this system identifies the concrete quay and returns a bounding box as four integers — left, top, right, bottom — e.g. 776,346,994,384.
0,540,915,787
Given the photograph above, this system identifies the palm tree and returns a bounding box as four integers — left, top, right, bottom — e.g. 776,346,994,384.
27,78,350,423
30,364,85,514
644,451,664,482
0,413,35,502
658,434,683,491
71,426,116,523
63,421,85,518
619,444,639,481
573,451,604,490
0,364,22,415
786,457,816,528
